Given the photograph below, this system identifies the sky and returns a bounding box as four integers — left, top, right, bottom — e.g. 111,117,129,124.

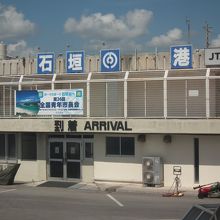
0,0,220,57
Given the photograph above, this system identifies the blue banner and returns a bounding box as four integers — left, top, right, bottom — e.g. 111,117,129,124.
37,53,54,74
170,45,192,69
100,49,120,72
66,51,84,73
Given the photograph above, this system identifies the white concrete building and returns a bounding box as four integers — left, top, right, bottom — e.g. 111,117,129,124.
0,44,220,187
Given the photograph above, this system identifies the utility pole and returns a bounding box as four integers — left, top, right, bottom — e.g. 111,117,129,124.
203,22,212,48
186,17,191,44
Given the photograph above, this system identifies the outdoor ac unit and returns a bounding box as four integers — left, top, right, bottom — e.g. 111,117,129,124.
142,157,163,186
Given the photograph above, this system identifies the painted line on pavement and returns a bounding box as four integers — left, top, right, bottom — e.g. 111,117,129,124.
0,189,16,194
106,194,124,207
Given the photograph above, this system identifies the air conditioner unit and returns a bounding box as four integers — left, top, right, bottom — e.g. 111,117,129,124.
142,157,163,186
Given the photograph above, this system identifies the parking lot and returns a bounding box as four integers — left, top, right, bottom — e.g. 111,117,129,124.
0,183,220,220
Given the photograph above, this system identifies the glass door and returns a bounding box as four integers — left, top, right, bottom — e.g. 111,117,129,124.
49,139,81,180
66,141,81,179
49,141,64,178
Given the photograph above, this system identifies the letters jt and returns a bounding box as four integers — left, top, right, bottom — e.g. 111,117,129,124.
209,52,220,60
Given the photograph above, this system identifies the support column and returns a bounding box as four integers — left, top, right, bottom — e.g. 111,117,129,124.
87,72,92,117
164,70,168,118
124,71,129,118
206,68,210,118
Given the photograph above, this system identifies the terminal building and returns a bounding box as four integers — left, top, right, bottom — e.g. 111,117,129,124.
0,42,220,187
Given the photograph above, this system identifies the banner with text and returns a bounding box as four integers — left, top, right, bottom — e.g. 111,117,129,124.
15,89,83,116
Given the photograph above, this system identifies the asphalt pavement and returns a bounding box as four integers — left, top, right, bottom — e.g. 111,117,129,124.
42,180,198,196
0,181,219,220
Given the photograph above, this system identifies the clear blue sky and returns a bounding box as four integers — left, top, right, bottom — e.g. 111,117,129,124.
1,0,220,57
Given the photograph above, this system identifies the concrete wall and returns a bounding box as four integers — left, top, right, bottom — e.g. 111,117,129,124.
81,162,94,182
0,50,206,76
93,133,220,187
94,134,142,182
1,118,220,134
146,134,195,186
11,132,220,186
199,135,220,183
15,133,47,182
15,133,95,183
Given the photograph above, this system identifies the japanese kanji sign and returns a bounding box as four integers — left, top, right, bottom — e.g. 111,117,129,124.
170,45,192,69
68,120,78,132
37,53,54,74
66,51,84,73
54,120,64,132
15,89,83,116
54,120,78,132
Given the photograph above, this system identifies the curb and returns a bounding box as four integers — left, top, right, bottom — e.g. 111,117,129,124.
74,182,197,196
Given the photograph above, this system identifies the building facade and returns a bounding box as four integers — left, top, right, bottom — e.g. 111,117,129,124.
0,44,220,187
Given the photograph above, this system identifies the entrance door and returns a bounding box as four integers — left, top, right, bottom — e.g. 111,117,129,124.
66,141,81,179
49,142,64,178
49,140,81,179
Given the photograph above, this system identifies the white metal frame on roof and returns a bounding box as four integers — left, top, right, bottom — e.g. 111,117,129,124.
0,68,220,86
0,68,220,119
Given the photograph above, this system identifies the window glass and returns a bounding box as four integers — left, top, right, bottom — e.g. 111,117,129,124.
106,136,135,156
21,133,37,160
0,134,5,159
85,142,93,158
106,137,120,155
66,135,82,139
7,134,16,159
121,137,135,155
83,135,94,139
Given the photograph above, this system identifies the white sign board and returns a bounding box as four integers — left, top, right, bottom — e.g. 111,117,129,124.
205,48,220,66
188,90,199,97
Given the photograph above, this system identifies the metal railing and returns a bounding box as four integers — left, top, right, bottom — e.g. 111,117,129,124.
0,68,220,119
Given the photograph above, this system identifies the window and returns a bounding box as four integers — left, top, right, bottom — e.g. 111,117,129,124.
121,137,135,155
85,142,93,158
194,138,199,183
0,134,5,159
7,134,16,159
21,133,37,160
106,136,135,156
0,134,16,161
106,137,120,155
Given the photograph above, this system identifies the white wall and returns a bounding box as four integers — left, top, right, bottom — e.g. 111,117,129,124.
94,134,142,182
94,162,142,182
81,159,94,182
93,134,220,187
14,132,220,187
15,160,46,182
142,134,194,187
199,135,220,184
15,133,47,182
